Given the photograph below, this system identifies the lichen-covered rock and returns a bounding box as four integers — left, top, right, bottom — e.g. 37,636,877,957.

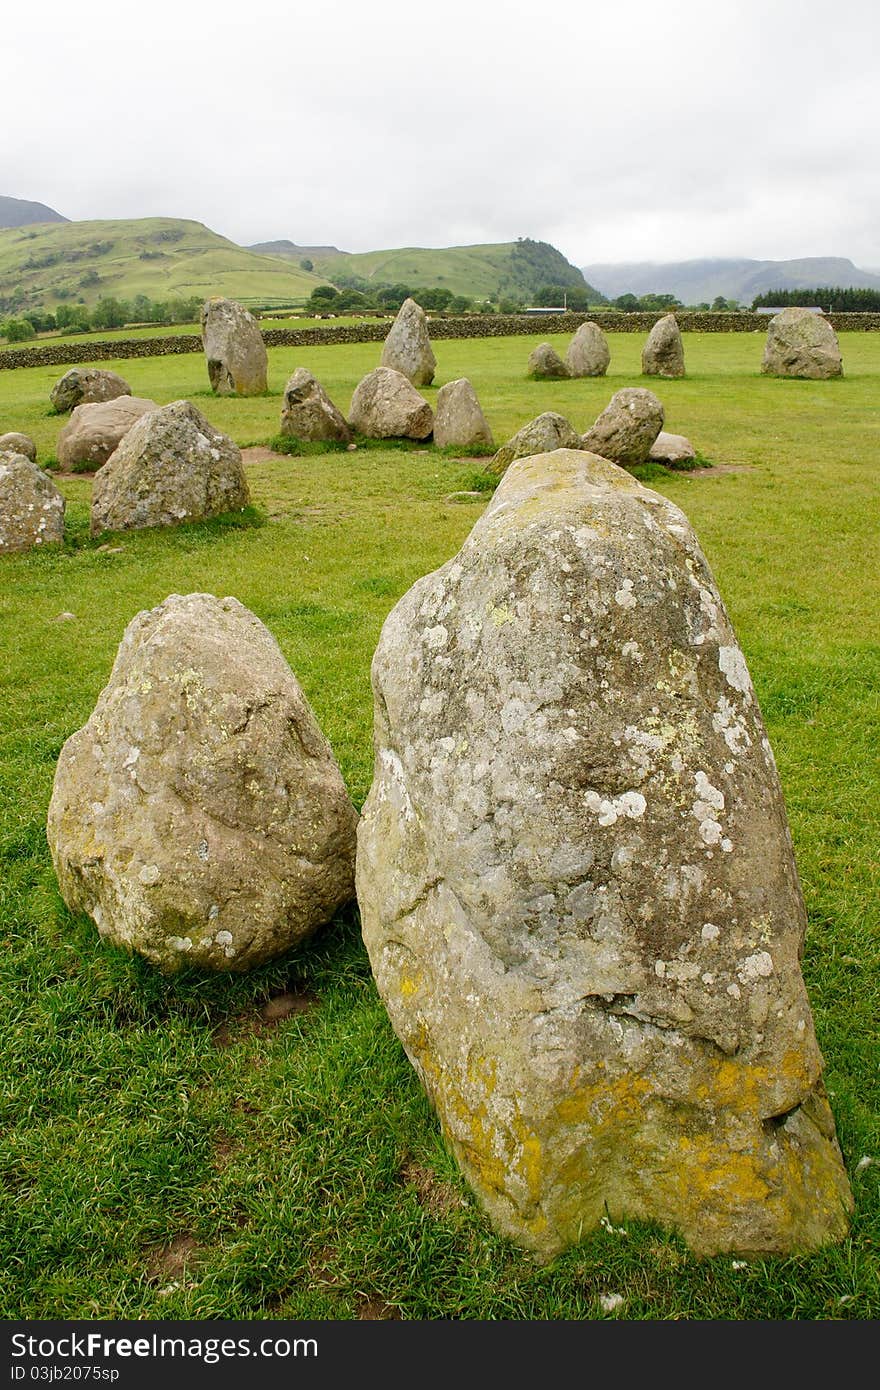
580,387,664,466
348,367,433,440
90,400,249,536
357,447,853,1260
57,397,159,472
649,431,696,466
0,431,36,461
761,308,843,379
280,368,352,443
47,592,358,972
50,368,131,413
642,313,685,377
433,378,494,449
527,343,569,379
200,297,268,395
0,452,65,553
565,321,610,377
380,298,436,386
488,411,580,476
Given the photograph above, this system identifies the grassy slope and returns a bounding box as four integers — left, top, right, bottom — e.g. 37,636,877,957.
310,243,521,298
0,333,878,1319
0,218,325,312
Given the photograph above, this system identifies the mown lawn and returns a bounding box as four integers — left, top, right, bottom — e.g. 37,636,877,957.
0,333,877,1319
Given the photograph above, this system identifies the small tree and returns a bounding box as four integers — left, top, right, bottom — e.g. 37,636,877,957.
2,317,36,342
299,258,314,272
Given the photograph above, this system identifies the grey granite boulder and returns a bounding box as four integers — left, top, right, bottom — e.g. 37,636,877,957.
348,367,433,440
761,308,843,379
47,593,358,972
50,368,132,413
488,411,580,476
57,397,159,471
527,343,569,379
565,321,610,377
280,368,352,443
0,452,65,553
380,297,436,386
0,431,36,461
90,400,249,536
201,297,268,395
650,431,697,467
581,387,664,466
356,446,853,1260
642,313,685,378
433,378,494,449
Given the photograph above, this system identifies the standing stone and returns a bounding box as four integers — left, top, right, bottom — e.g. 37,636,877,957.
50,368,132,413
201,297,268,395
380,298,436,386
433,379,494,449
642,313,685,377
649,431,697,467
47,593,358,972
90,400,249,536
581,387,664,466
356,447,853,1260
761,308,843,379
565,321,610,377
0,452,65,553
0,431,37,461
527,343,569,379
487,411,580,476
57,397,159,471
348,367,433,440
280,368,352,443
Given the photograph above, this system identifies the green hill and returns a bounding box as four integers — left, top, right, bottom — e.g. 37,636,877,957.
0,217,325,315
279,236,600,302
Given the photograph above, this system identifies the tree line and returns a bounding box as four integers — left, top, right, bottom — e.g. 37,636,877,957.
1,294,204,343
751,287,880,312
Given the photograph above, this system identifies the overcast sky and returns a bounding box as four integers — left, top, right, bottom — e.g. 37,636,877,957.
5,0,879,268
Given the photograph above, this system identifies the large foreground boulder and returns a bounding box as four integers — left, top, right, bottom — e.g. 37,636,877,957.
642,313,685,377
0,431,36,461
0,452,65,553
488,411,580,476
90,400,249,536
57,397,159,471
527,343,569,379
348,367,433,440
280,368,352,443
380,298,436,386
565,321,610,377
580,387,664,465
433,379,494,449
47,593,358,972
761,308,843,379
50,368,131,413
357,447,853,1260
201,297,268,395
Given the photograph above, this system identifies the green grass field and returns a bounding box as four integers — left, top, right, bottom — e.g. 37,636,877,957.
1,333,878,1319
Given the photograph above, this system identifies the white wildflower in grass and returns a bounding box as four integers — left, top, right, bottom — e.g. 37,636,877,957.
598,1292,625,1314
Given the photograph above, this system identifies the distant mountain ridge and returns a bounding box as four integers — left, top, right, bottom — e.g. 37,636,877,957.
0,195,68,229
249,239,346,259
581,257,880,305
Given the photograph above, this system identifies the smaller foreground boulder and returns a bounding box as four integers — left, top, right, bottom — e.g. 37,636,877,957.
90,400,249,536
47,592,358,972
565,321,610,377
50,368,132,413
488,411,580,476
433,379,494,449
761,308,843,379
642,313,685,377
527,343,569,379
0,453,65,554
650,431,697,467
201,297,268,395
348,367,433,440
280,368,352,443
57,397,159,472
380,298,436,386
581,388,664,466
0,431,37,461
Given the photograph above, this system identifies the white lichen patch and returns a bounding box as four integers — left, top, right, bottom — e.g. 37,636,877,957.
621,640,643,662
737,951,774,983
718,645,752,697
614,578,637,610
138,863,160,885
168,936,193,952
585,789,647,826
423,623,449,650
701,922,721,942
